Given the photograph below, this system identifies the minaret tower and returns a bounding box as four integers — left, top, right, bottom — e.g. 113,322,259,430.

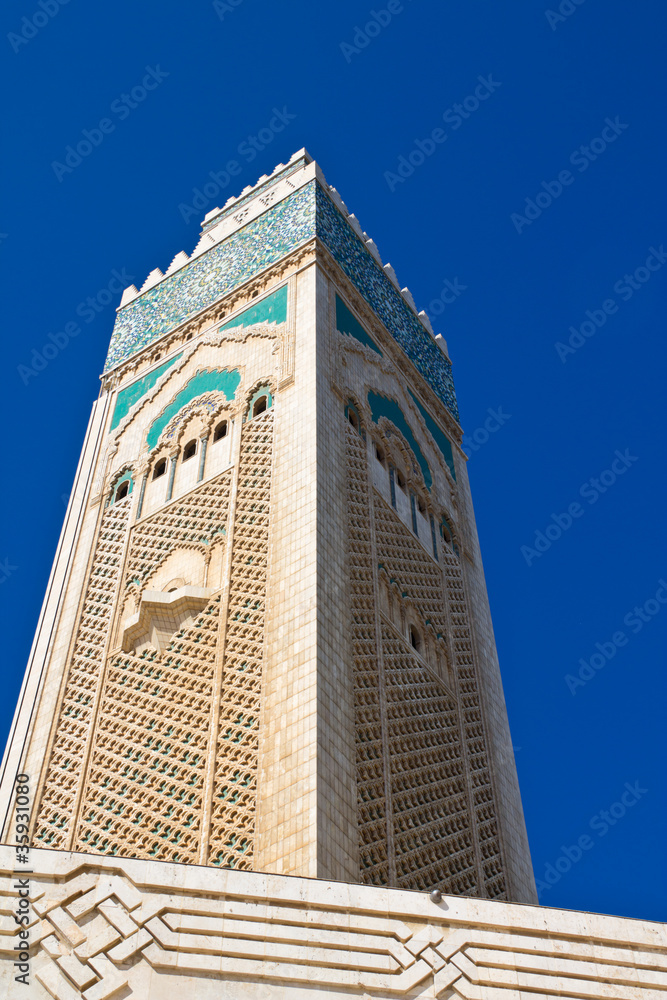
0,149,536,905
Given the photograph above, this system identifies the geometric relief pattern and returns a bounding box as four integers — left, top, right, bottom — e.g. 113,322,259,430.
442,548,507,899
377,500,506,899
207,407,274,870
33,496,132,851
381,622,478,896
345,416,508,899
4,854,662,1000
374,499,449,636
374,496,479,894
73,596,222,864
124,469,233,598
345,422,390,887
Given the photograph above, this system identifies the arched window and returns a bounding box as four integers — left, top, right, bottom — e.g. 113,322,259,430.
182,439,197,462
152,458,167,480
345,401,361,434
252,396,267,417
374,442,385,465
395,469,406,490
116,481,129,501
247,387,273,421
441,516,460,557
409,625,421,652
213,420,228,442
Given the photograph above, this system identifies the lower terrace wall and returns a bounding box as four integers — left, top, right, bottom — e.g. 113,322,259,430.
0,845,664,999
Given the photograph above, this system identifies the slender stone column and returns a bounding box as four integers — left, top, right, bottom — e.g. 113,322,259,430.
135,473,148,520
165,451,178,501
197,432,209,482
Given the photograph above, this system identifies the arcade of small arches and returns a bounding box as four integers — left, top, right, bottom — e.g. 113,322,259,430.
345,398,460,562
107,385,273,514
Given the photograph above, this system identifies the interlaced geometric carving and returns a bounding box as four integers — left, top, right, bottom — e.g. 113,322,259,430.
442,549,506,899
2,850,660,1000
34,496,132,849
73,596,222,863
207,408,274,869
124,469,233,596
345,423,390,886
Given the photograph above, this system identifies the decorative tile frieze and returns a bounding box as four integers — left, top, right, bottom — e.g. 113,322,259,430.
104,185,316,373
316,185,459,422
104,172,459,425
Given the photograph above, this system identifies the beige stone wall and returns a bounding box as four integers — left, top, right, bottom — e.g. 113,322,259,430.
256,263,321,877
1,845,664,1000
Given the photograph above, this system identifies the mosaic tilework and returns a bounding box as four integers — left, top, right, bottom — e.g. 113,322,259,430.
104,175,459,423
316,186,459,422
104,185,316,372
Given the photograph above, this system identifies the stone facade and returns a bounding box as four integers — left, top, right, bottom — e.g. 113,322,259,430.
1,845,665,999
4,151,647,998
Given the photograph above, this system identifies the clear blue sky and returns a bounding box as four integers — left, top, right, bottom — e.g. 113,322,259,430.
1,0,665,921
